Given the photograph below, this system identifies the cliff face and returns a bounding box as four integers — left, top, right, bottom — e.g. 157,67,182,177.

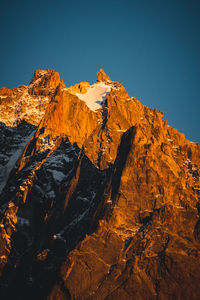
0,69,200,299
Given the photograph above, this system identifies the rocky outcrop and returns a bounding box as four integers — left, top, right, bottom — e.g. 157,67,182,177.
0,69,65,127
68,82,90,95
97,68,111,82
28,69,66,96
0,69,200,299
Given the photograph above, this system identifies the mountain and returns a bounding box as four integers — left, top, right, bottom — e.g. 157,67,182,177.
0,69,200,300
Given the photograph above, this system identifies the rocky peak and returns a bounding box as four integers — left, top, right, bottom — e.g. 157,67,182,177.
96,68,111,82
28,69,66,96
30,69,65,89
0,69,65,127
0,68,200,300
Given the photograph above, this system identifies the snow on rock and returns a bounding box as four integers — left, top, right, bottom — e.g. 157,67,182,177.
0,86,50,127
51,170,66,183
17,217,30,227
29,70,48,88
0,132,33,194
76,82,111,111
47,190,56,199
37,135,58,153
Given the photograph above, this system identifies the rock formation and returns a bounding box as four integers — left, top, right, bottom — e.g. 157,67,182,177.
0,68,200,299
97,68,111,82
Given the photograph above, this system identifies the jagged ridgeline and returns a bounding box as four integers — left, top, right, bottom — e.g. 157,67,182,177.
0,69,200,299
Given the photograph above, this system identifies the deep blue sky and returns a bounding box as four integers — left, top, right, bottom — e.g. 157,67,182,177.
1,0,199,142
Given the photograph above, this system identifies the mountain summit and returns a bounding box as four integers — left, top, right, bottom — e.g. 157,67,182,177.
0,69,200,299
96,68,111,82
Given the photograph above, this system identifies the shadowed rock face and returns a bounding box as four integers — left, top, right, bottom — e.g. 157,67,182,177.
0,69,200,299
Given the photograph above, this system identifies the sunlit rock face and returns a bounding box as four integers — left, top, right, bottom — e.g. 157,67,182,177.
96,68,111,82
0,69,200,299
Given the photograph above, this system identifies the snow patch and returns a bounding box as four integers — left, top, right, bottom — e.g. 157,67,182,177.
0,132,33,194
76,82,111,111
51,170,66,183
47,190,56,198
17,217,30,226
0,85,50,127
53,233,66,243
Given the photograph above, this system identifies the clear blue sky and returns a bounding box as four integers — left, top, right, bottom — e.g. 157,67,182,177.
1,0,199,142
